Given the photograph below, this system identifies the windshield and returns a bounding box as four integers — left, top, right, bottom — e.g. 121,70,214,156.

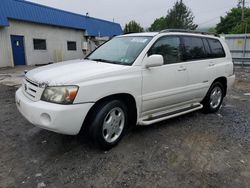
86,36,152,66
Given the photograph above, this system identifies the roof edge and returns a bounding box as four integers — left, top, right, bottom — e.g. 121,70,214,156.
15,0,121,26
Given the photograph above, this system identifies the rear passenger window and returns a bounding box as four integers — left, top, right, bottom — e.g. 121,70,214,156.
207,38,225,58
148,36,181,64
182,36,206,61
202,38,211,56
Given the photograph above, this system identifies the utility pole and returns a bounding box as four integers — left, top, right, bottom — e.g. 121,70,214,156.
242,0,245,22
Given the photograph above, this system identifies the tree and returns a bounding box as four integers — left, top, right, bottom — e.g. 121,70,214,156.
149,17,166,31
124,21,144,33
216,7,250,34
208,27,216,33
165,0,197,30
149,0,197,31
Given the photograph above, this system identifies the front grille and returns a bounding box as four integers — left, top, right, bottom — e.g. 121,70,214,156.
26,78,39,87
22,78,44,101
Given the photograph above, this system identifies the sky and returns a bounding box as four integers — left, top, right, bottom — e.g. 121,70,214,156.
29,0,242,29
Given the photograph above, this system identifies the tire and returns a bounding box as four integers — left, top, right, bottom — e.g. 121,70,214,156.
88,100,128,150
202,82,225,113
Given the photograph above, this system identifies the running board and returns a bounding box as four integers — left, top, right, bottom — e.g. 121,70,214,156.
138,104,203,126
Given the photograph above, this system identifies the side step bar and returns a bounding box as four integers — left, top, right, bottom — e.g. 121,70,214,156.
138,104,203,126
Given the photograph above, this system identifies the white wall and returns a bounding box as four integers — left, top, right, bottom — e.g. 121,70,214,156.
0,20,86,67
0,26,13,67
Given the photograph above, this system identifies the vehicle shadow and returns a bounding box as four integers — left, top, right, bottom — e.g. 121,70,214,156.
22,107,216,158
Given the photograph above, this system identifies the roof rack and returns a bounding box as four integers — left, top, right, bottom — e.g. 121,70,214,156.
159,29,220,37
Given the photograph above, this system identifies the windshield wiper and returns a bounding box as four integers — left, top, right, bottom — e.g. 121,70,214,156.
89,58,120,64
90,58,111,63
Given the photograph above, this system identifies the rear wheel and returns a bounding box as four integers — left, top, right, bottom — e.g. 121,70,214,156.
202,82,225,113
88,100,128,150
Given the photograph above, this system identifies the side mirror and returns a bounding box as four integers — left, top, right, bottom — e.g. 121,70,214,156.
144,55,164,68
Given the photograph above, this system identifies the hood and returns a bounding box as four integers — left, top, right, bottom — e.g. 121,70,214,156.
26,59,130,85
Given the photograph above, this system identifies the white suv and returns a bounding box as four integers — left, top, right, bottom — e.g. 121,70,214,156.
16,30,235,149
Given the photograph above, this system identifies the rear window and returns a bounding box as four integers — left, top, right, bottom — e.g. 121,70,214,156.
207,38,225,58
182,36,206,61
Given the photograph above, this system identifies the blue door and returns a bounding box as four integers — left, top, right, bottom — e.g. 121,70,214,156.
11,35,26,66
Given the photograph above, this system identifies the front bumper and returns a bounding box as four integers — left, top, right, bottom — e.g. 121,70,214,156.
15,88,94,135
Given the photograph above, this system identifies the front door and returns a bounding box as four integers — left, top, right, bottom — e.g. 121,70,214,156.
142,36,189,115
11,35,26,66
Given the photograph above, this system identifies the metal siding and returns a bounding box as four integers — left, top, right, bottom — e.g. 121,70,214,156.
0,27,13,67
0,0,123,37
6,20,86,66
224,34,250,66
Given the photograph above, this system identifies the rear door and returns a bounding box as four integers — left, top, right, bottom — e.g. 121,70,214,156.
181,36,211,102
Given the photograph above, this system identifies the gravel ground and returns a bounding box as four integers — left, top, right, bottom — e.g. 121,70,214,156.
0,68,250,188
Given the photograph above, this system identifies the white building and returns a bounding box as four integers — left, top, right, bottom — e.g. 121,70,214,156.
0,0,123,67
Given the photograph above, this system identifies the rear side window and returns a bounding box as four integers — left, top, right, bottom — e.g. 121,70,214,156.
148,36,182,64
182,36,206,61
202,38,211,56
207,38,225,58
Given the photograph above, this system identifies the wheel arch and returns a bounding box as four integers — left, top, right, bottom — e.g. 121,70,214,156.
79,93,138,134
202,76,227,104
212,77,227,97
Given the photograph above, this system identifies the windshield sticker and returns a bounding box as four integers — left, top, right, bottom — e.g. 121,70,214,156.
120,58,129,63
131,38,148,43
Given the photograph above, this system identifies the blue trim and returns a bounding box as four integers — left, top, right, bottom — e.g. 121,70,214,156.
0,0,123,36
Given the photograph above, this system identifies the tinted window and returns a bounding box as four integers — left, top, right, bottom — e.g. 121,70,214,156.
149,36,181,64
33,39,46,50
182,36,206,61
67,41,77,51
207,38,225,58
202,38,211,56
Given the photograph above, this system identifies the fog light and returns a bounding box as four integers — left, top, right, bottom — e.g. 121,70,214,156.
40,113,51,126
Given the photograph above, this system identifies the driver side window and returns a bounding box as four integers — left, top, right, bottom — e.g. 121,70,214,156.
148,36,182,64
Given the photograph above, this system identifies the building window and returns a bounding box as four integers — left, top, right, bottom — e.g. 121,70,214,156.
67,41,77,51
33,39,47,50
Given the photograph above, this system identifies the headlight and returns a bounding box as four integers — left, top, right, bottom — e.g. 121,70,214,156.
41,86,79,104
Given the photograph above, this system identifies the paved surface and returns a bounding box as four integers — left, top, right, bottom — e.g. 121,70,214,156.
0,66,35,86
0,67,250,188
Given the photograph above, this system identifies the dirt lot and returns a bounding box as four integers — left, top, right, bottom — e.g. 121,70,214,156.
0,67,250,188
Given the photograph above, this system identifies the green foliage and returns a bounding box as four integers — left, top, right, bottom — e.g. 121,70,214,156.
165,0,198,30
149,17,166,31
124,20,144,33
231,20,250,33
149,0,197,31
216,7,250,34
208,27,216,33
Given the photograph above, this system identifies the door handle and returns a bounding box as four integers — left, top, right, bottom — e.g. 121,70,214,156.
178,66,187,71
209,63,215,67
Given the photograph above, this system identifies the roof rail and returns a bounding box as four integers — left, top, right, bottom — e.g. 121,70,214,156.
159,29,220,37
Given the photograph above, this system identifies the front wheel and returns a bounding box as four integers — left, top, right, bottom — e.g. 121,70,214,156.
88,100,128,150
202,82,225,113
